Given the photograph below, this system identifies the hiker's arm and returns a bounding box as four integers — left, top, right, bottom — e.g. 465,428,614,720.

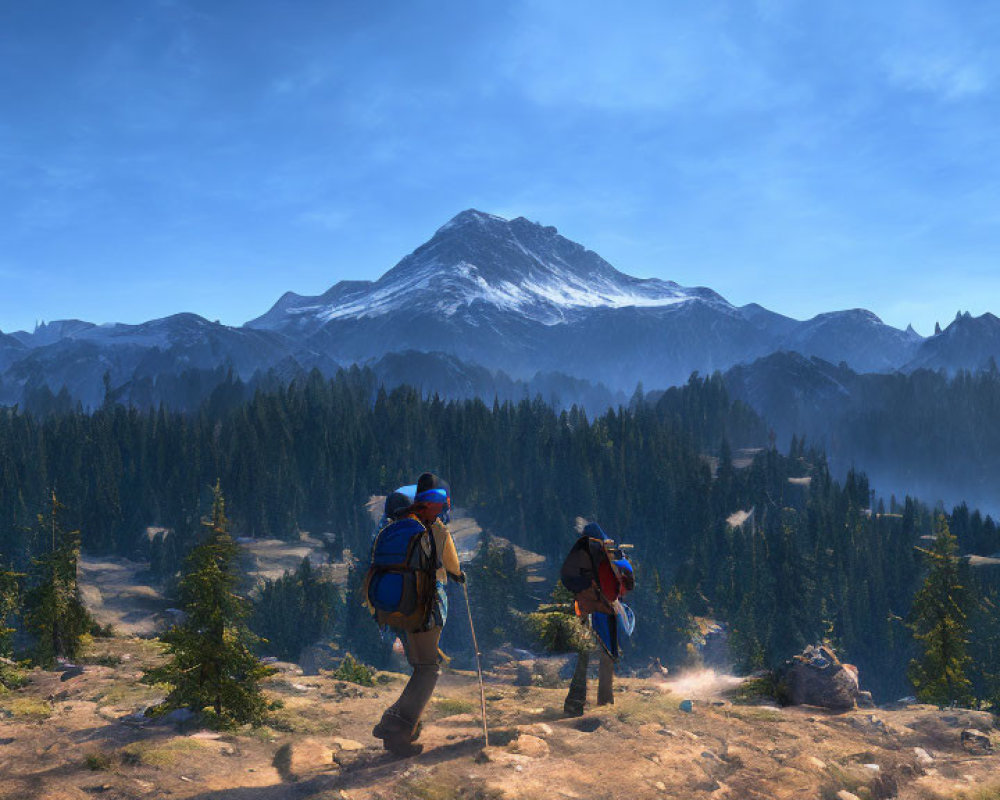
432,519,464,582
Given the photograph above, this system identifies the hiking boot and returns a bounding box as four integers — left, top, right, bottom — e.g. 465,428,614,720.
373,720,422,742
383,736,424,757
563,697,586,717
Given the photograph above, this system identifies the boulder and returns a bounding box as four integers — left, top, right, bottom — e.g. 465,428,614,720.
532,659,563,688
961,728,994,755
780,645,863,711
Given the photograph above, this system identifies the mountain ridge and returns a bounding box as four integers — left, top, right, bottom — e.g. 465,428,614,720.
5,208,1000,407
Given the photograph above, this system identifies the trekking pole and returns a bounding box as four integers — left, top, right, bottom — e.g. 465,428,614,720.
461,581,489,748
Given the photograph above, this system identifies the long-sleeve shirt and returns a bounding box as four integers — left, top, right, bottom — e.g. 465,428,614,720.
429,518,461,584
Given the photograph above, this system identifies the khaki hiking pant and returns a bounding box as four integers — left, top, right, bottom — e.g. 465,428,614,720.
564,648,615,715
378,626,441,739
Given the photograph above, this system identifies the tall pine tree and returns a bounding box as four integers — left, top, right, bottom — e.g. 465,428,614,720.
908,515,974,706
23,492,91,667
144,482,274,726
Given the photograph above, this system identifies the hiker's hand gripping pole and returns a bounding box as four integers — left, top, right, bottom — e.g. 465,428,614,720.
461,580,489,748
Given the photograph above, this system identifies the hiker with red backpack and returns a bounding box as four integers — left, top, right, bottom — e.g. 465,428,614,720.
560,520,636,716
367,473,464,755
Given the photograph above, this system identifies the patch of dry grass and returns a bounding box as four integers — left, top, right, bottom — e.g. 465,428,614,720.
954,785,1000,800
90,681,169,709
612,690,680,725
395,776,504,800
432,696,476,718
119,737,205,768
266,700,342,734
726,706,785,723
0,697,53,720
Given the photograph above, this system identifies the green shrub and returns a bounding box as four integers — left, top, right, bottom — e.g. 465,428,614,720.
85,751,114,771
522,607,591,654
330,653,376,686
0,662,27,691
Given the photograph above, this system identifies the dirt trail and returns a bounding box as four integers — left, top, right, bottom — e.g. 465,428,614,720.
1,636,998,800
78,556,169,637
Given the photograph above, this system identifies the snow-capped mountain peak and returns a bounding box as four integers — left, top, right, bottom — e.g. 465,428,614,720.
249,209,726,331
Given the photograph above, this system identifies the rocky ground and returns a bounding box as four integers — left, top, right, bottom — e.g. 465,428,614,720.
1,636,998,800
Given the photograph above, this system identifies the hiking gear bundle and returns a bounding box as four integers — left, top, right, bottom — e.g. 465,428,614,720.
560,522,634,616
365,517,438,631
560,521,636,660
591,603,636,660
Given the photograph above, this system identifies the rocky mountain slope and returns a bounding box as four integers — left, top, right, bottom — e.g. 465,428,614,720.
248,209,932,390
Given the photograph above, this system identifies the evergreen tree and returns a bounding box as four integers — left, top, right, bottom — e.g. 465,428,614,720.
144,483,274,726
0,562,21,658
23,493,92,667
908,515,974,706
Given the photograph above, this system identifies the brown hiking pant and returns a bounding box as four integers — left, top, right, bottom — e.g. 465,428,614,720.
564,648,615,715
377,627,441,740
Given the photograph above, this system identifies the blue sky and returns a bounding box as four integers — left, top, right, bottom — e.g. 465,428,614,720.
2,0,998,336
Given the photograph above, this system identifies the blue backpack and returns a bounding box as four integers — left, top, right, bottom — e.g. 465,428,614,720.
364,517,438,631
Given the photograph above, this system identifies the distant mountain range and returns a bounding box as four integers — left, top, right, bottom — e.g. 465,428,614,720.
2,209,999,411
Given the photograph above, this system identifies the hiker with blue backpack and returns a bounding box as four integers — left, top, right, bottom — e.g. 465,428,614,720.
559,521,636,716
367,473,464,755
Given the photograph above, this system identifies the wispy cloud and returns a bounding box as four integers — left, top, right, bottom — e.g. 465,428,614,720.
883,50,990,100
500,2,781,113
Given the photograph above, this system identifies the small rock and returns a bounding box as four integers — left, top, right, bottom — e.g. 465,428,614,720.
658,728,676,737
961,728,994,755
331,737,365,752
60,665,85,681
510,734,549,758
913,747,933,766
220,745,241,757
836,791,861,800
165,708,195,724
862,763,880,774
807,756,827,770
655,781,667,792
273,739,336,782
679,699,694,713
520,722,554,738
